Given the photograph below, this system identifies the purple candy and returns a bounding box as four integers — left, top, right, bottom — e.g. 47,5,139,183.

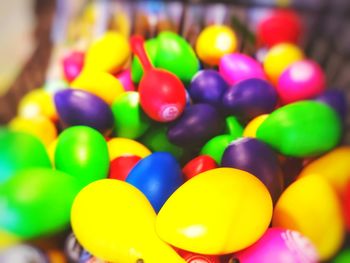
54,89,114,135
222,78,278,123
167,104,223,148
221,137,283,203
188,70,228,108
314,89,347,121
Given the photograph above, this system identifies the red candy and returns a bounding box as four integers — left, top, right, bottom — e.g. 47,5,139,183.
257,10,302,47
62,51,85,83
130,35,186,122
108,155,142,181
342,181,350,231
182,155,218,181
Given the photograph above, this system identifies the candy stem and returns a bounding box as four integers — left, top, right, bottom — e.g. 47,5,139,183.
130,35,153,72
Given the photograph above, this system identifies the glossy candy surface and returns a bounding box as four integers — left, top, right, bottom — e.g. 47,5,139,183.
54,89,114,135
167,104,223,148
108,155,141,181
0,130,51,184
71,179,185,263
263,43,304,84
219,53,266,85
233,228,319,263
115,69,135,91
62,51,85,83
188,70,228,108
111,91,150,139
273,175,345,260
196,25,237,66
243,114,268,138
107,137,151,160
84,31,130,73
257,101,341,157
126,152,184,212
54,126,109,185
222,78,278,122
315,89,347,121
131,36,186,122
277,60,325,104
0,168,81,239
156,168,273,254
221,138,284,203
200,134,236,164
182,155,218,181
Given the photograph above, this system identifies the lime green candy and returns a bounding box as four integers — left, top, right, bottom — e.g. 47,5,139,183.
131,32,199,83
131,38,158,83
333,249,350,263
140,126,183,159
225,116,244,138
0,168,82,239
0,129,51,184
111,92,150,139
201,134,237,164
55,126,109,185
257,101,341,157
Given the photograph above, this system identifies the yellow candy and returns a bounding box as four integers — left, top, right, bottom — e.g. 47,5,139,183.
71,70,124,105
263,43,304,84
9,116,57,147
196,25,237,66
108,138,151,160
243,114,268,138
273,174,344,260
299,146,350,194
18,89,57,121
0,230,20,249
71,179,185,263
47,139,58,166
156,168,272,255
85,31,130,73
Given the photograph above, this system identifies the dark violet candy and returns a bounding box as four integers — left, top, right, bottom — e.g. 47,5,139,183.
54,89,114,135
188,69,228,108
221,137,284,203
314,89,347,121
222,78,278,123
167,104,224,148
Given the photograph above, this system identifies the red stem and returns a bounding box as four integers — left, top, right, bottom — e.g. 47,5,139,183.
130,35,153,72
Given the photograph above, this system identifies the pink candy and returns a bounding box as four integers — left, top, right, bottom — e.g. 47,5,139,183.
115,69,136,91
277,60,325,104
62,51,85,83
219,53,266,85
233,228,319,263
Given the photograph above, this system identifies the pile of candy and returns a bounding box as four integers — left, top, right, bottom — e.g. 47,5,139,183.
1,9,350,263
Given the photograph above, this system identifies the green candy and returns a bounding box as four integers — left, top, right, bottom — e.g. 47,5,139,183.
225,116,244,138
140,126,183,159
0,129,51,184
0,168,82,239
333,249,350,263
131,32,199,83
55,126,109,185
156,32,199,83
257,101,341,157
201,134,237,164
111,91,150,139
131,38,158,83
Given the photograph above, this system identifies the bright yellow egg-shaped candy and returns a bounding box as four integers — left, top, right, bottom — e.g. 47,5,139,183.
243,114,269,138
156,168,273,255
272,174,344,260
196,25,237,66
299,146,350,194
18,89,57,121
108,137,151,160
71,179,185,263
263,43,304,84
71,70,124,105
9,116,57,147
85,31,130,73
0,230,20,249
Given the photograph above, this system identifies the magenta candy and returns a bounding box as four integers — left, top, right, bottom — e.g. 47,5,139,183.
62,51,85,83
277,60,325,105
115,69,136,91
219,53,266,85
233,228,319,263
